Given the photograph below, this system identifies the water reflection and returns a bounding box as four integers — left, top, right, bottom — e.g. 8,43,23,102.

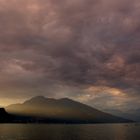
0,124,139,140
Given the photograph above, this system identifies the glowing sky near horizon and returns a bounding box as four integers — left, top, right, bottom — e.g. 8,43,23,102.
0,0,140,110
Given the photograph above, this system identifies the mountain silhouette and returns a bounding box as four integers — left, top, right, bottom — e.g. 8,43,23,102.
0,108,11,122
5,96,132,123
0,108,37,123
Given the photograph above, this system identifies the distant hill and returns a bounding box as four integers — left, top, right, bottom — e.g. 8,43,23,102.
105,108,140,122
5,96,132,123
0,108,12,122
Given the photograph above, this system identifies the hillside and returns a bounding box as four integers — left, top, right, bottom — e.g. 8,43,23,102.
5,96,132,123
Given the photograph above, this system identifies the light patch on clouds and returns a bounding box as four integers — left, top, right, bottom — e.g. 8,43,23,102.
0,0,139,111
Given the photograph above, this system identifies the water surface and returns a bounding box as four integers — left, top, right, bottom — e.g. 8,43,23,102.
0,123,139,140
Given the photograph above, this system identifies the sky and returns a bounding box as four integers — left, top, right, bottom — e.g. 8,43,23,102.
0,0,139,111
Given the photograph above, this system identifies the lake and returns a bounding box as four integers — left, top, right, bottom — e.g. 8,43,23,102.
0,123,139,140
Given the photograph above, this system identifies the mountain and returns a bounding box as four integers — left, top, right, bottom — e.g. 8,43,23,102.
0,108,11,122
0,107,50,123
105,109,140,122
6,96,132,123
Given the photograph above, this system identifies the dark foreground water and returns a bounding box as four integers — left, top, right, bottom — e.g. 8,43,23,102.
0,123,139,140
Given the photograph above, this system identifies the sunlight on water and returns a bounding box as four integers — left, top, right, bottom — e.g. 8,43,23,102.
0,123,139,140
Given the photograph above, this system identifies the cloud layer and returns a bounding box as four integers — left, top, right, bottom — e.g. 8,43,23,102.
0,0,139,110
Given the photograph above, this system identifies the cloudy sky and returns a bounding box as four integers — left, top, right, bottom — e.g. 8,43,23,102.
0,0,139,111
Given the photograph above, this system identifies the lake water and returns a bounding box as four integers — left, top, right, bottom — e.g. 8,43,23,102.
0,123,139,140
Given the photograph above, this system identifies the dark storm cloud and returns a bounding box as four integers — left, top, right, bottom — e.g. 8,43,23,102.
0,0,139,108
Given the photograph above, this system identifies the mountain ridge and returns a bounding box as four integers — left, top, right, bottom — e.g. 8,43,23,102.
4,96,133,123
